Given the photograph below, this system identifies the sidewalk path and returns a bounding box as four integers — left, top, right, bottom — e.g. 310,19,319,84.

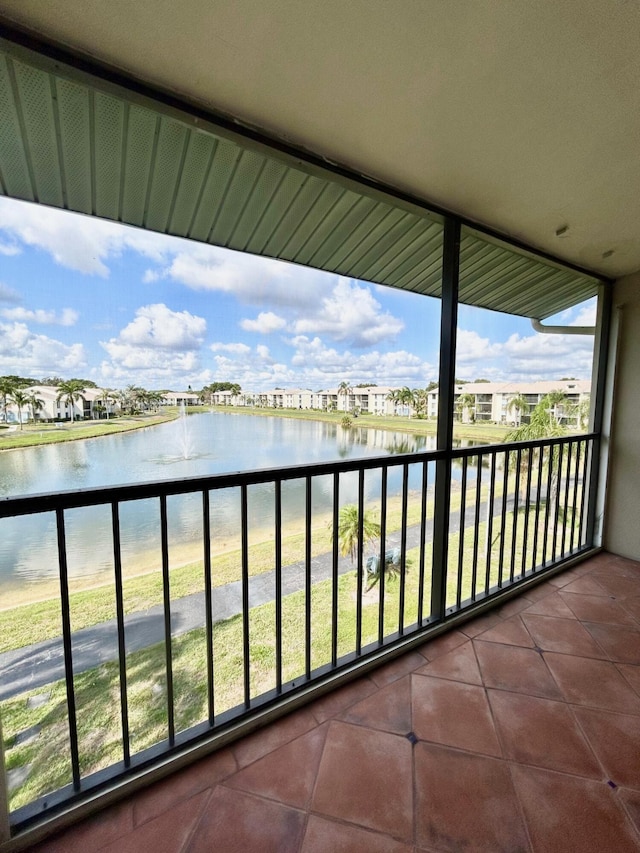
0,493,523,700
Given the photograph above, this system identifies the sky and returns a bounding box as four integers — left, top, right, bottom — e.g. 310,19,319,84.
0,196,597,392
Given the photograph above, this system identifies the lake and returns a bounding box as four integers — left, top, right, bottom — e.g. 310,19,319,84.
0,412,479,587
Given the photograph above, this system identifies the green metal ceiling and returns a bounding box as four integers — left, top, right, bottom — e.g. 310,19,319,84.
0,39,600,318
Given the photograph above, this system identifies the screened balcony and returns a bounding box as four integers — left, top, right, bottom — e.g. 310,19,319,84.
1,7,640,852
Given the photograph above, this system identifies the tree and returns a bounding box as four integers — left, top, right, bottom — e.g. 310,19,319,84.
9,388,29,429
507,393,529,426
332,504,381,564
56,379,86,422
25,392,44,424
387,387,414,417
0,376,18,423
413,388,429,417
456,392,476,423
337,381,352,412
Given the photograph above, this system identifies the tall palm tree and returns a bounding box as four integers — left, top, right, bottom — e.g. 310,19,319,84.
413,388,428,417
9,388,29,429
456,392,476,423
0,376,18,423
56,379,86,422
25,391,44,424
332,504,381,564
337,381,352,412
506,392,529,426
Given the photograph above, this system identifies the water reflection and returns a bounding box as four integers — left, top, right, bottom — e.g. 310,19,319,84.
0,413,485,586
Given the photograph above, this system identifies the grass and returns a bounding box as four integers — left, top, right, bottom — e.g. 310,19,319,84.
212,404,511,444
0,412,179,451
1,498,584,813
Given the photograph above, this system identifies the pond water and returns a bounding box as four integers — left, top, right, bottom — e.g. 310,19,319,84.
0,412,481,587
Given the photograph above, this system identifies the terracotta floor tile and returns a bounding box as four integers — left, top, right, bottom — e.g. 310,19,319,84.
133,746,236,826
225,724,327,809
311,720,413,840
521,613,607,657
412,674,501,756
583,621,640,664
414,640,483,685
559,575,608,596
188,786,305,853
100,790,209,853
414,742,529,852
617,663,640,697
474,640,562,699
522,590,577,618
29,800,133,853
559,591,638,626
459,611,502,638
518,580,555,601
369,650,429,686
620,595,640,623
308,676,377,723
487,689,600,777
416,629,468,661
619,788,640,838
590,573,640,599
301,815,413,853
573,707,640,789
492,595,533,618
544,652,640,714
511,764,640,853
340,674,412,735
231,707,317,769
474,615,534,647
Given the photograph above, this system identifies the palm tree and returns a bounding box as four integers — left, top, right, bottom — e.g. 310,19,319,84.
506,392,529,426
456,392,476,423
0,376,18,423
387,387,414,417
332,504,381,564
56,379,86,422
413,388,428,418
25,391,44,424
337,381,352,412
9,388,29,429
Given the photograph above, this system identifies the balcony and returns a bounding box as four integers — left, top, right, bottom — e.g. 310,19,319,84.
0,433,614,849
21,549,640,852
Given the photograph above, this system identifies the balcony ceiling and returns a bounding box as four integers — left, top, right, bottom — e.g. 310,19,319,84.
0,1,635,313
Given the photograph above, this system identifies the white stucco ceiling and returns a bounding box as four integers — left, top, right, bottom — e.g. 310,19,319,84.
0,0,638,278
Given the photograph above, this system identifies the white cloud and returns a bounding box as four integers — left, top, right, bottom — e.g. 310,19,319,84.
293,280,403,347
0,321,86,374
0,283,21,304
98,304,206,382
1,307,78,326
0,239,20,256
256,344,271,361
456,329,501,364
0,197,172,277
110,303,206,350
240,311,287,334
210,342,251,355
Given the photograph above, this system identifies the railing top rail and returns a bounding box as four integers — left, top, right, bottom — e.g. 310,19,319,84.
0,433,596,518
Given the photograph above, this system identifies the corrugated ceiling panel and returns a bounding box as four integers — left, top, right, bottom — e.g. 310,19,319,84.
121,105,157,225
13,60,62,206
188,138,238,242
94,92,124,219
244,167,307,255
0,43,601,319
227,156,288,251
0,53,32,199
146,118,189,232
168,131,215,237
56,78,92,214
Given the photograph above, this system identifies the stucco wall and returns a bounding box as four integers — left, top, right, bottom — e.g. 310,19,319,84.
604,273,640,559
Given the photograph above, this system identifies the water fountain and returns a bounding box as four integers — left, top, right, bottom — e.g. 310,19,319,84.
177,400,194,460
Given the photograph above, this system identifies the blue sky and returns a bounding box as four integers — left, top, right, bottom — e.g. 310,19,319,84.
0,197,596,391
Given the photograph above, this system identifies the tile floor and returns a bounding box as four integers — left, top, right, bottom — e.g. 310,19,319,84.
29,551,640,852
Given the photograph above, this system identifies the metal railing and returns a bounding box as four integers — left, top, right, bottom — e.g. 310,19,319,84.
0,434,595,838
